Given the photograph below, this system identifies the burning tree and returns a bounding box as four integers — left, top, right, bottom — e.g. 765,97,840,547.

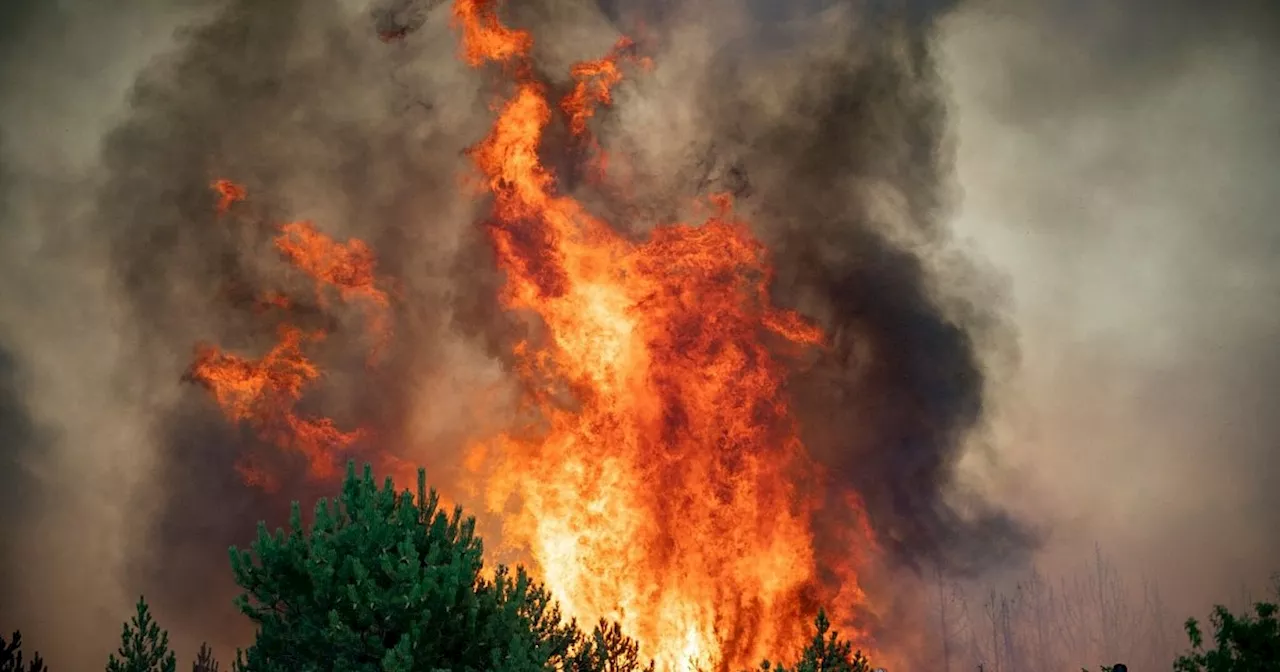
757,611,872,672
225,461,870,672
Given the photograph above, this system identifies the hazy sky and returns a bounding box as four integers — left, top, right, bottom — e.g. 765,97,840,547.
941,0,1280,612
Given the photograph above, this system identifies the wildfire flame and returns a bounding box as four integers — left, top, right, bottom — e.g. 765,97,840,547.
187,2,880,669
452,1,876,670
186,182,391,489
274,220,393,359
188,324,360,489
211,178,246,215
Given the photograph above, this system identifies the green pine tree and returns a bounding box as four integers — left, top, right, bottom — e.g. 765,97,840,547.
106,597,177,672
756,610,872,672
1,631,47,672
227,462,620,672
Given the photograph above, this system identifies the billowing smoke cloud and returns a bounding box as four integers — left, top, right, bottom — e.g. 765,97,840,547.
940,0,1280,617
3,0,1273,669
0,0,217,667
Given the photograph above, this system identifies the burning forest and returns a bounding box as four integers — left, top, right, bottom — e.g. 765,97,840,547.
13,0,1190,669
185,2,889,667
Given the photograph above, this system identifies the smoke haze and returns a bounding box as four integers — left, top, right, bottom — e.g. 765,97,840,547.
941,0,1280,616
0,0,1275,669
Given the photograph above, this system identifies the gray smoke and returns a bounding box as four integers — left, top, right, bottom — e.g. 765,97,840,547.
0,0,491,667
941,0,1280,619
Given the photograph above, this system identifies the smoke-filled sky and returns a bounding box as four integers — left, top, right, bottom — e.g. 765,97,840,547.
941,0,1280,608
0,0,1277,669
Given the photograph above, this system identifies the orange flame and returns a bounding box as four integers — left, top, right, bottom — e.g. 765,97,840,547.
188,324,362,485
252,290,292,314
453,2,875,670
189,5,879,666
187,181,391,488
275,220,392,358
211,178,246,215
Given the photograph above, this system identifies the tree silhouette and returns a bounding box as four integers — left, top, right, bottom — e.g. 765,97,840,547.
932,564,972,672
192,643,219,672
929,552,1230,670
758,610,872,672
106,598,177,672
0,631,46,672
